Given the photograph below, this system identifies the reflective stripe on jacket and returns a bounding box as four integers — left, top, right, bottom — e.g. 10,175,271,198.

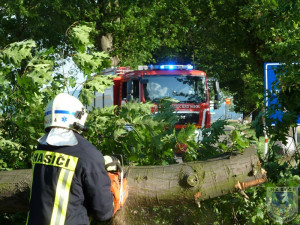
27,133,114,225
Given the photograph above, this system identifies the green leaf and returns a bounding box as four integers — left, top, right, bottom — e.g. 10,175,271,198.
27,63,53,85
113,128,128,139
230,130,239,141
86,75,114,93
1,40,36,66
68,23,96,52
79,88,95,106
73,52,110,76
256,208,264,219
0,73,9,88
251,215,257,223
128,154,139,162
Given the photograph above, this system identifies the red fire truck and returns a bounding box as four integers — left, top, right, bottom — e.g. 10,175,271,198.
88,64,220,129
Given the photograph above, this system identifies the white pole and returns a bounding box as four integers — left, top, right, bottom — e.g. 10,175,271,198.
264,128,268,160
296,126,298,146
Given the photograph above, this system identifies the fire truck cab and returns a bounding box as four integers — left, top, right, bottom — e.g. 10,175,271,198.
89,64,220,130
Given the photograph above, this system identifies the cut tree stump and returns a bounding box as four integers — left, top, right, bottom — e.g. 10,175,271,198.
0,145,266,216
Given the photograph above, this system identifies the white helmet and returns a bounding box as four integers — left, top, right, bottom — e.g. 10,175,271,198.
44,93,88,132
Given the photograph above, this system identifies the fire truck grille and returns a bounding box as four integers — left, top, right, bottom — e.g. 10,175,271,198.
176,112,200,125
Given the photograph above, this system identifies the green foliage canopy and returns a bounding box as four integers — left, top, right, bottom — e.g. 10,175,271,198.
1,0,298,121
0,23,112,169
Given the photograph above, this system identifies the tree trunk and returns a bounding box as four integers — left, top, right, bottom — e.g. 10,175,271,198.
125,145,265,208
0,146,266,220
242,112,252,123
96,1,120,67
251,108,261,123
0,169,32,213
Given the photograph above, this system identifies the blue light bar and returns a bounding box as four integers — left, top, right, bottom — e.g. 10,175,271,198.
187,64,193,70
138,65,194,70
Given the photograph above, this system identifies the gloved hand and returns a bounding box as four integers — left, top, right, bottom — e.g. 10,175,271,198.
104,155,128,215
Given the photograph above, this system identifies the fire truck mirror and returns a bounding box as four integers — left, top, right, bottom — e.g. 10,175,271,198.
215,93,221,102
213,80,221,102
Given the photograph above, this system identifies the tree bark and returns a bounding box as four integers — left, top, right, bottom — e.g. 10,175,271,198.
125,145,266,208
0,146,266,215
0,169,32,213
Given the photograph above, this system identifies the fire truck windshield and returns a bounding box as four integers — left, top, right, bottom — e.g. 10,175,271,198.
143,75,207,103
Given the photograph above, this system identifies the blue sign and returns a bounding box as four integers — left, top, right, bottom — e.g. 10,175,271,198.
264,63,300,125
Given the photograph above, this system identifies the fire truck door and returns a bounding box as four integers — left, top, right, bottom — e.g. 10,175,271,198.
126,81,132,101
127,79,140,102
121,82,127,103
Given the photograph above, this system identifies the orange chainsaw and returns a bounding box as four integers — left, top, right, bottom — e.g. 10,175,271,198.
104,155,128,215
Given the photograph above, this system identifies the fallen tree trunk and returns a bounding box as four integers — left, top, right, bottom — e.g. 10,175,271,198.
126,145,266,208
0,146,266,215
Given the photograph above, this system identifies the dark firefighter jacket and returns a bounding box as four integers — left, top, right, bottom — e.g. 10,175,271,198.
27,132,114,225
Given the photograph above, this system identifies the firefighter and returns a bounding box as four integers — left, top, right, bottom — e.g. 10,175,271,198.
27,93,120,225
